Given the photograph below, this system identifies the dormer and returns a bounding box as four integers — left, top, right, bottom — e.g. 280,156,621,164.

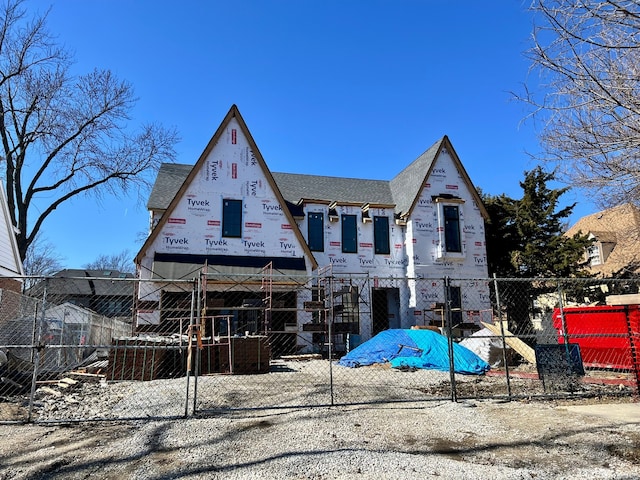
587,231,617,266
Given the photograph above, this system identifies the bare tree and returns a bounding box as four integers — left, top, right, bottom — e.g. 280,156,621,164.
522,0,640,206
0,0,178,261
83,249,134,273
22,232,64,287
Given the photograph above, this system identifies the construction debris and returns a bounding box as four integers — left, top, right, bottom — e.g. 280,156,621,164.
280,354,323,361
481,321,536,365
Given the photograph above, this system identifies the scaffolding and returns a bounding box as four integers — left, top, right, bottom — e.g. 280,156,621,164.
261,262,273,334
146,261,379,362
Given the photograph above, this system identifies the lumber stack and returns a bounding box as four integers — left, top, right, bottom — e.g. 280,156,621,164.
108,337,183,381
206,336,270,375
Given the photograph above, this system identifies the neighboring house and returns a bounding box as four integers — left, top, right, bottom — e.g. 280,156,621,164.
0,182,25,337
565,203,640,277
28,269,135,321
0,182,24,292
4,301,131,370
134,105,490,352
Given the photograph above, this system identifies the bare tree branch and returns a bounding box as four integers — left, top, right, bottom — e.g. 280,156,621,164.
520,0,640,208
22,231,63,288
0,0,179,260
83,249,134,273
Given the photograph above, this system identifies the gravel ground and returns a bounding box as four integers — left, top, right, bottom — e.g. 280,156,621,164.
2,399,640,479
1,359,639,479
1,399,639,479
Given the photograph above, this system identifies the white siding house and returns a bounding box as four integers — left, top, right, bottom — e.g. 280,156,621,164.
0,182,23,281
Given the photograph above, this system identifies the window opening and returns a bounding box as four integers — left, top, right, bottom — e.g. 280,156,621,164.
443,205,462,253
222,199,242,237
308,212,324,252
373,216,390,254
341,214,357,253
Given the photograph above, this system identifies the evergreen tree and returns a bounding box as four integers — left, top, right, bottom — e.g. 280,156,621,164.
482,167,592,335
483,192,518,278
484,167,592,279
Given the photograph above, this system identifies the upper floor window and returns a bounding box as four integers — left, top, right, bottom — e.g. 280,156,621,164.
342,214,357,253
587,244,601,266
308,212,324,252
434,198,465,260
373,216,390,254
443,205,462,253
222,199,242,237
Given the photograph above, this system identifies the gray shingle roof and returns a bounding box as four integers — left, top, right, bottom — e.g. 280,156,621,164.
28,269,134,296
147,137,446,215
271,172,393,205
390,138,443,216
147,163,193,210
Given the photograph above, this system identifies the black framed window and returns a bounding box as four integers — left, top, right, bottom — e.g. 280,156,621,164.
443,205,462,253
222,199,242,237
373,216,390,254
341,214,357,253
308,212,324,252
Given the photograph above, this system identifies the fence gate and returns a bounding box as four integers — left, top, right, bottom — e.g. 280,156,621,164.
190,268,458,413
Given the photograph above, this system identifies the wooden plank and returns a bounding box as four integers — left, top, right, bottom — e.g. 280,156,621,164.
59,377,78,386
280,353,322,361
65,372,105,382
38,386,62,397
481,321,536,365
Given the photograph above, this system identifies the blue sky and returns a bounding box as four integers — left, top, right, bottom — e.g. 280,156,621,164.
22,0,595,269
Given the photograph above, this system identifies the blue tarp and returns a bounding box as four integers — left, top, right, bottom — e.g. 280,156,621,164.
337,329,490,375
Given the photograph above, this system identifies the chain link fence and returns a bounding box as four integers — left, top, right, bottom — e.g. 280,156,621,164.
1,273,638,423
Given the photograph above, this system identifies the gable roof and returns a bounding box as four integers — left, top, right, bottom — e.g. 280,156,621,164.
138,108,489,273
588,231,617,244
390,135,488,219
146,136,488,220
135,105,318,269
567,203,640,237
389,139,442,217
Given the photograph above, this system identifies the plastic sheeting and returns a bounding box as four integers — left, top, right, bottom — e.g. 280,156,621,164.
337,329,490,375
459,327,510,367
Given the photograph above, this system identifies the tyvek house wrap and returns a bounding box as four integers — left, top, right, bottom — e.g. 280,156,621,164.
144,116,309,276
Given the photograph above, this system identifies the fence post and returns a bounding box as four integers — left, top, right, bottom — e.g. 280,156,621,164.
556,280,570,347
191,274,203,416
30,303,39,363
492,275,512,399
444,276,457,402
27,278,47,423
328,272,335,406
622,303,640,394
185,280,197,417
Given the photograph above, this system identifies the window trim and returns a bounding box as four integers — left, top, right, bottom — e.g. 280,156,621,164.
434,198,465,260
587,244,601,266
